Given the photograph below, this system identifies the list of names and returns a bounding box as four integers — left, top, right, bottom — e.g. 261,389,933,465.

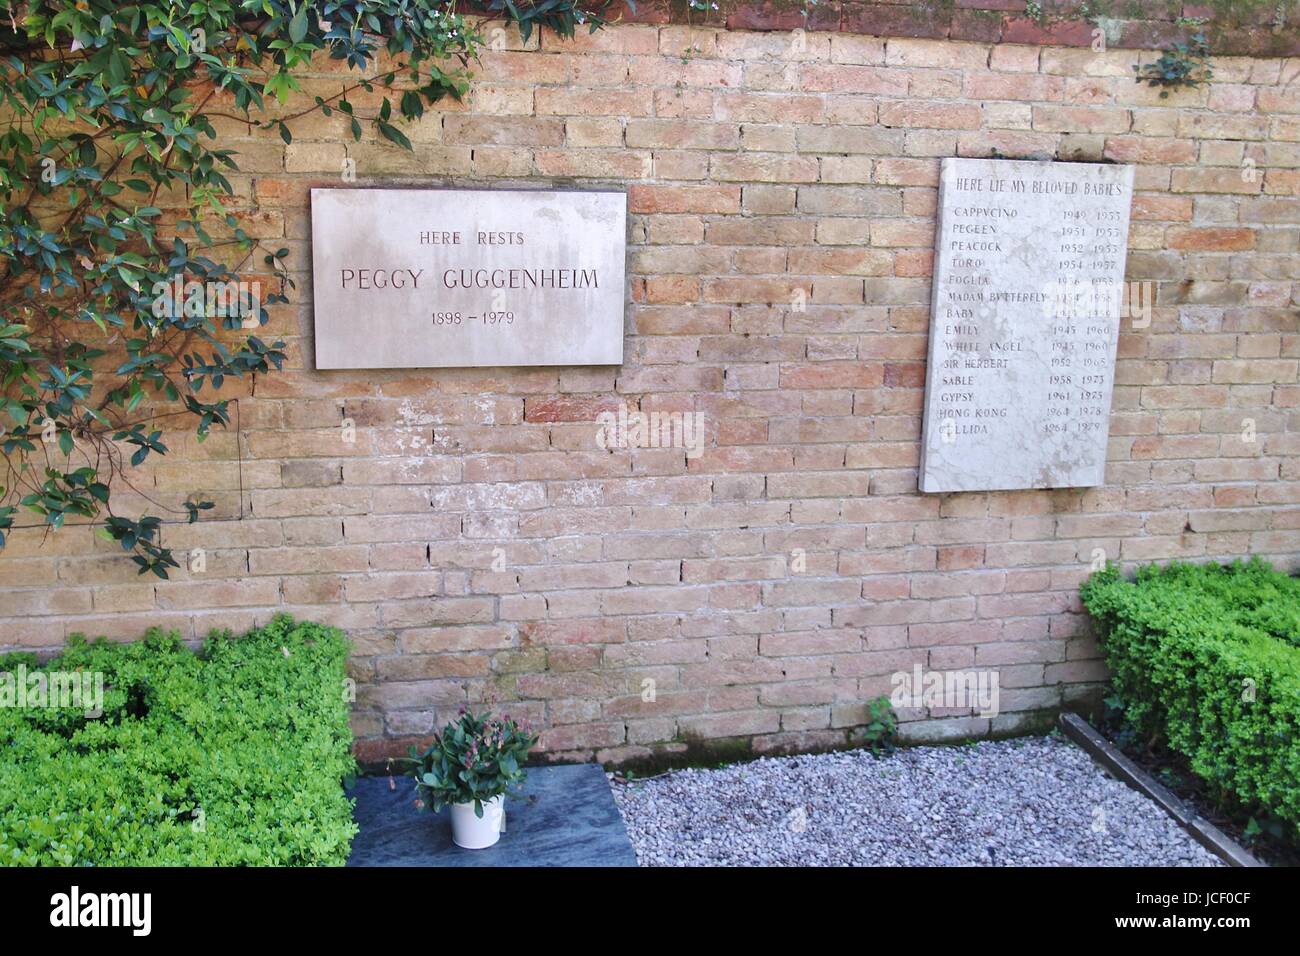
919,158,1135,493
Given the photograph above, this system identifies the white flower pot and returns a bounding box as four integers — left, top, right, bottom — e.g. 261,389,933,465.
449,795,505,850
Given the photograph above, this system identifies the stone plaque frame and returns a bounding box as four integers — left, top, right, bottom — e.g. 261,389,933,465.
310,187,627,370
918,158,1136,494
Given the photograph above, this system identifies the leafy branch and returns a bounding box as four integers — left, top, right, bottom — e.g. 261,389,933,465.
0,0,614,576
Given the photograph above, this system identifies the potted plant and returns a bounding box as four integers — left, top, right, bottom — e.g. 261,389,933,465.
405,709,538,850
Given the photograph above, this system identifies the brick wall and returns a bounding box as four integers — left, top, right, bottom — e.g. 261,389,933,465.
2,15,1298,765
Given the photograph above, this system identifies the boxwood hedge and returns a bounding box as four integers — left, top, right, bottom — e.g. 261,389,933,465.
0,615,357,865
1080,559,1300,836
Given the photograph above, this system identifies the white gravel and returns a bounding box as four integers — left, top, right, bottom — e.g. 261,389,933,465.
610,734,1223,867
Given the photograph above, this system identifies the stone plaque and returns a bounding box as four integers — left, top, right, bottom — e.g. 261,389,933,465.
919,158,1135,493
310,188,626,368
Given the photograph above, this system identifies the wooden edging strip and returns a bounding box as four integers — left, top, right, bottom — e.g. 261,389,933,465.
1058,712,1265,868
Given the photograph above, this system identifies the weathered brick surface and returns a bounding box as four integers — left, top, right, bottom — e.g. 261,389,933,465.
620,1,1300,56
2,21,1298,764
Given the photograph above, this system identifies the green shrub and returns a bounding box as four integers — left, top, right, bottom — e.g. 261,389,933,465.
860,695,898,755
1080,559,1300,837
0,615,357,865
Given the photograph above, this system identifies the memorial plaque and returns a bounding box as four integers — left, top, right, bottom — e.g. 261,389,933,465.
919,158,1135,493
310,188,626,368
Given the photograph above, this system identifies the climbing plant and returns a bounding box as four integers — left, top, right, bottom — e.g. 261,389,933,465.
0,1,612,576
1133,31,1214,97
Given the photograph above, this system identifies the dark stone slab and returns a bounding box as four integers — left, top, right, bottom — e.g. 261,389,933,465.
347,764,637,867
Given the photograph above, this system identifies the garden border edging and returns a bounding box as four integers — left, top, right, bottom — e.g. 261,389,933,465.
1058,713,1264,868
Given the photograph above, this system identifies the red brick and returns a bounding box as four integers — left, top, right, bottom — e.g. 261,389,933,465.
1166,227,1257,252
1000,17,1095,47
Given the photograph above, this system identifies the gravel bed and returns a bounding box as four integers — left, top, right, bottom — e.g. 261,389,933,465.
609,734,1223,867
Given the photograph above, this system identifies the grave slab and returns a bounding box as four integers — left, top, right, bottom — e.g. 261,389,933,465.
347,763,637,867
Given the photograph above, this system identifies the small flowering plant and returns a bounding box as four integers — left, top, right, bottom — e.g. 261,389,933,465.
405,710,538,818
